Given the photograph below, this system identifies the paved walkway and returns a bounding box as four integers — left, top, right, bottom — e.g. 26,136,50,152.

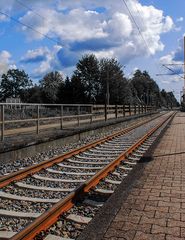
102,112,185,240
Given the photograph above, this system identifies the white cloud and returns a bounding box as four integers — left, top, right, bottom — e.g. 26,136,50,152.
176,17,183,22
20,47,49,63
0,0,14,21
161,80,170,84
3,0,175,75
18,0,174,59
160,37,184,78
106,12,133,38
0,50,16,75
31,45,62,78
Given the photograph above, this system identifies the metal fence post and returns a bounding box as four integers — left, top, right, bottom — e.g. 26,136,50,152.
77,106,80,126
60,105,63,129
129,104,131,116
115,105,118,118
36,105,40,134
1,105,4,141
105,104,107,121
134,105,136,115
138,105,140,114
90,105,93,124
123,104,125,117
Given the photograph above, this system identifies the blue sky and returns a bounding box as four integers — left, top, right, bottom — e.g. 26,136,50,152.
0,0,185,100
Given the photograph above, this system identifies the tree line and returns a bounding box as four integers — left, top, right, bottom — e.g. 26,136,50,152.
0,54,179,107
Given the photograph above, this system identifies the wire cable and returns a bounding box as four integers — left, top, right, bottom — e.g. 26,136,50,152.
14,0,45,21
121,0,181,84
121,0,152,54
0,11,62,46
162,65,184,80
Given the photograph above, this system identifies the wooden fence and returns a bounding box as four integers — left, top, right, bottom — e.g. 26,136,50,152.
0,103,156,141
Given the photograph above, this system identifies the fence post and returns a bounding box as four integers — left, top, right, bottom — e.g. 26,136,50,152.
105,104,107,121
90,105,93,124
36,105,40,134
123,104,125,117
1,105,4,141
60,105,63,129
129,104,131,116
134,105,136,115
77,106,80,126
115,105,118,118
138,105,141,114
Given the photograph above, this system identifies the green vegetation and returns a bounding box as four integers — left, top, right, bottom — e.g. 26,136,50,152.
0,54,179,108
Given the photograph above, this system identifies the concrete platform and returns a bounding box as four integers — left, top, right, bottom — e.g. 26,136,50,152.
0,112,156,163
79,112,185,240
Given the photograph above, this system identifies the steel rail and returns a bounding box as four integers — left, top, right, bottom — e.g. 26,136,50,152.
0,113,164,188
10,112,175,240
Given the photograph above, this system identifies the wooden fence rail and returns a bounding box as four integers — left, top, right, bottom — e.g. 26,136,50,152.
0,103,156,141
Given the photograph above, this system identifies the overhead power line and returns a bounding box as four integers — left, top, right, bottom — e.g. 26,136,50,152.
15,0,45,20
162,64,184,80
121,0,173,83
0,11,62,46
121,0,152,55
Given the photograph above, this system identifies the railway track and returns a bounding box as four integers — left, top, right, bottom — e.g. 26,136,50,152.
0,112,175,240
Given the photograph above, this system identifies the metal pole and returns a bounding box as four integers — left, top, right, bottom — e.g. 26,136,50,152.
1,105,4,141
134,105,136,115
184,36,185,94
115,105,118,118
106,70,110,105
129,104,131,116
105,104,107,121
36,105,39,134
77,106,80,126
60,105,63,130
123,104,125,117
90,105,93,124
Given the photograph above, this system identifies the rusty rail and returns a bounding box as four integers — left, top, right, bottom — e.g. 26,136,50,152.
10,112,175,240
0,113,165,188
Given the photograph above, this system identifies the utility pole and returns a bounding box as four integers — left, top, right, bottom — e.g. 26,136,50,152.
106,69,110,105
184,36,185,95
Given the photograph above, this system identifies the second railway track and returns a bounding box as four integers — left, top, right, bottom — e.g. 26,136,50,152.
0,112,175,240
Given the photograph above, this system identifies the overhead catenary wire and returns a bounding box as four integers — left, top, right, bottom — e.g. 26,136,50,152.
0,11,62,46
121,0,174,83
121,0,151,53
14,0,46,21
162,65,184,80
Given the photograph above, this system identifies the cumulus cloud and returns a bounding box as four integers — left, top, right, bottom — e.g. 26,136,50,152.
0,50,16,75
2,0,175,74
28,45,62,78
160,37,184,77
20,47,49,63
106,12,133,38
